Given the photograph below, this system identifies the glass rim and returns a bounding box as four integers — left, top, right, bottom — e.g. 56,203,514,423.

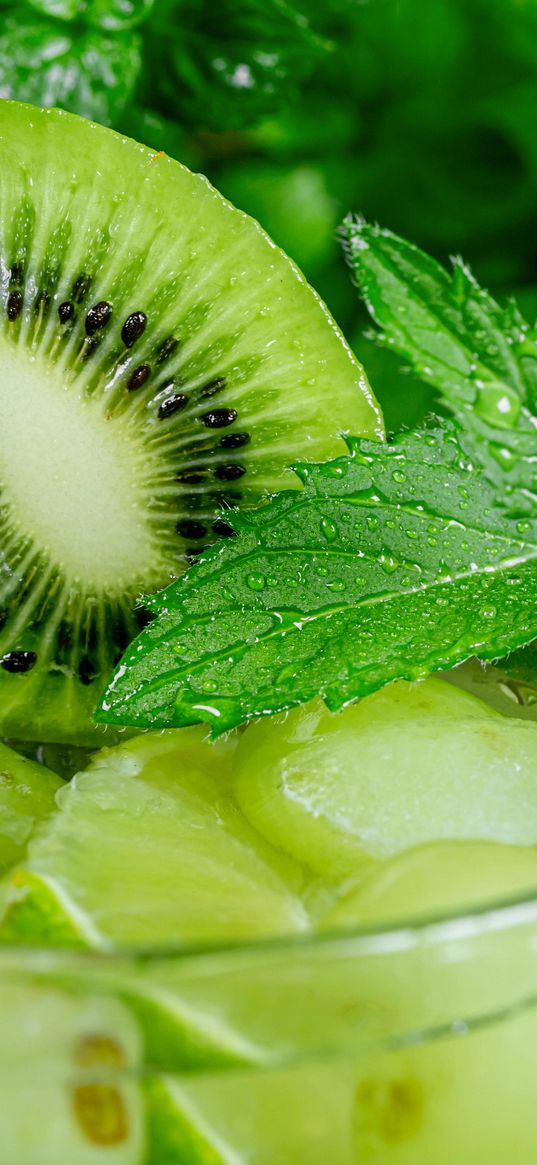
3,881,537,969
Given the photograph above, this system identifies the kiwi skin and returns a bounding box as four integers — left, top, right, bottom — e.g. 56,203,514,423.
0,101,383,746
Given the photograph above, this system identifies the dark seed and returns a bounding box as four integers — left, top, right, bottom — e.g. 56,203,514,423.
1,650,37,674
218,431,251,449
34,290,51,315
176,519,208,539
85,301,112,335
72,273,92,303
127,364,151,391
176,469,207,484
156,336,179,364
121,311,147,348
215,463,246,481
212,518,237,538
159,393,188,419
10,261,24,284
201,408,237,429
7,291,23,321
58,300,75,324
200,376,227,399
78,655,96,686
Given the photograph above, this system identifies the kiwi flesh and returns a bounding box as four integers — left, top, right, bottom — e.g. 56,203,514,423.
0,101,382,747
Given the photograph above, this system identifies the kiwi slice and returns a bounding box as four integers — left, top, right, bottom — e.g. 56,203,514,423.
0,101,382,747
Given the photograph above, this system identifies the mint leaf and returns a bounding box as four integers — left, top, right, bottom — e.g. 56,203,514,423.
343,217,537,428
0,15,142,125
99,421,537,734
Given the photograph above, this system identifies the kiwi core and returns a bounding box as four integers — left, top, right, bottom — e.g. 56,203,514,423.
0,343,158,594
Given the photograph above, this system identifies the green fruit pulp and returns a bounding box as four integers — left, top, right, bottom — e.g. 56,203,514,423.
0,739,61,870
233,678,530,879
0,100,383,747
1,726,308,949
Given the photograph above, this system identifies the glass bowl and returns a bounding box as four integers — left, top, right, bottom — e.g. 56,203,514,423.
3,886,537,1164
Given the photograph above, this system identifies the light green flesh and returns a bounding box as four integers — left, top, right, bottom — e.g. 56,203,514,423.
0,726,308,949
324,840,537,930
0,983,144,1164
146,1063,355,1165
0,100,382,746
0,739,61,870
233,678,530,879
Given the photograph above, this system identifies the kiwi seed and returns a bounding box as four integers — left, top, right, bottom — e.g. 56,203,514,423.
127,364,151,391
85,301,113,335
201,408,238,428
121,311,147,348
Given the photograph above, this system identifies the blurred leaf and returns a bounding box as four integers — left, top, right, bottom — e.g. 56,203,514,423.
27,0,81,18
0,15,142,124
217,160,344,272
156,0,329,131
27,0,155,26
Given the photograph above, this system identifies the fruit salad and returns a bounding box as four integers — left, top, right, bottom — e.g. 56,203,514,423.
0,99,536,1164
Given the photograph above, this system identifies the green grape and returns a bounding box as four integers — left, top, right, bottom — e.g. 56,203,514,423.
233,679,537,880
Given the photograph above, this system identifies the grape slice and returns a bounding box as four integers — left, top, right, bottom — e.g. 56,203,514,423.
0,727,308,948
323,841,537,930
0,740,61,871
233,679,537,879
0,983,144,1164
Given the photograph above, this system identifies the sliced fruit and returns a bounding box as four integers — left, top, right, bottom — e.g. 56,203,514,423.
0,100,382,746
146,1060,356,1165
352,1009,537,1164
323,841,537,931
0,982,144,1164
0,739,61,870
233,678,518,879
0,727,308,948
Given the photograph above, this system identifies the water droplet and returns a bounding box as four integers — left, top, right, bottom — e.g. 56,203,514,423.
378,553,398,574
392,470,407,484
406,528,419,540
201,679,218,693
427,536,437,547
474,381,521,428
517,520,532,534
327,579,345,592
317,565,329,577
321,462,347,479
246,573,266,591
320,516,337,542
367,515,379,531
480,607,497,619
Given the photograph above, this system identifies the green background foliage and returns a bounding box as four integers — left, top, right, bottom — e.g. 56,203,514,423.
1,0,536,431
